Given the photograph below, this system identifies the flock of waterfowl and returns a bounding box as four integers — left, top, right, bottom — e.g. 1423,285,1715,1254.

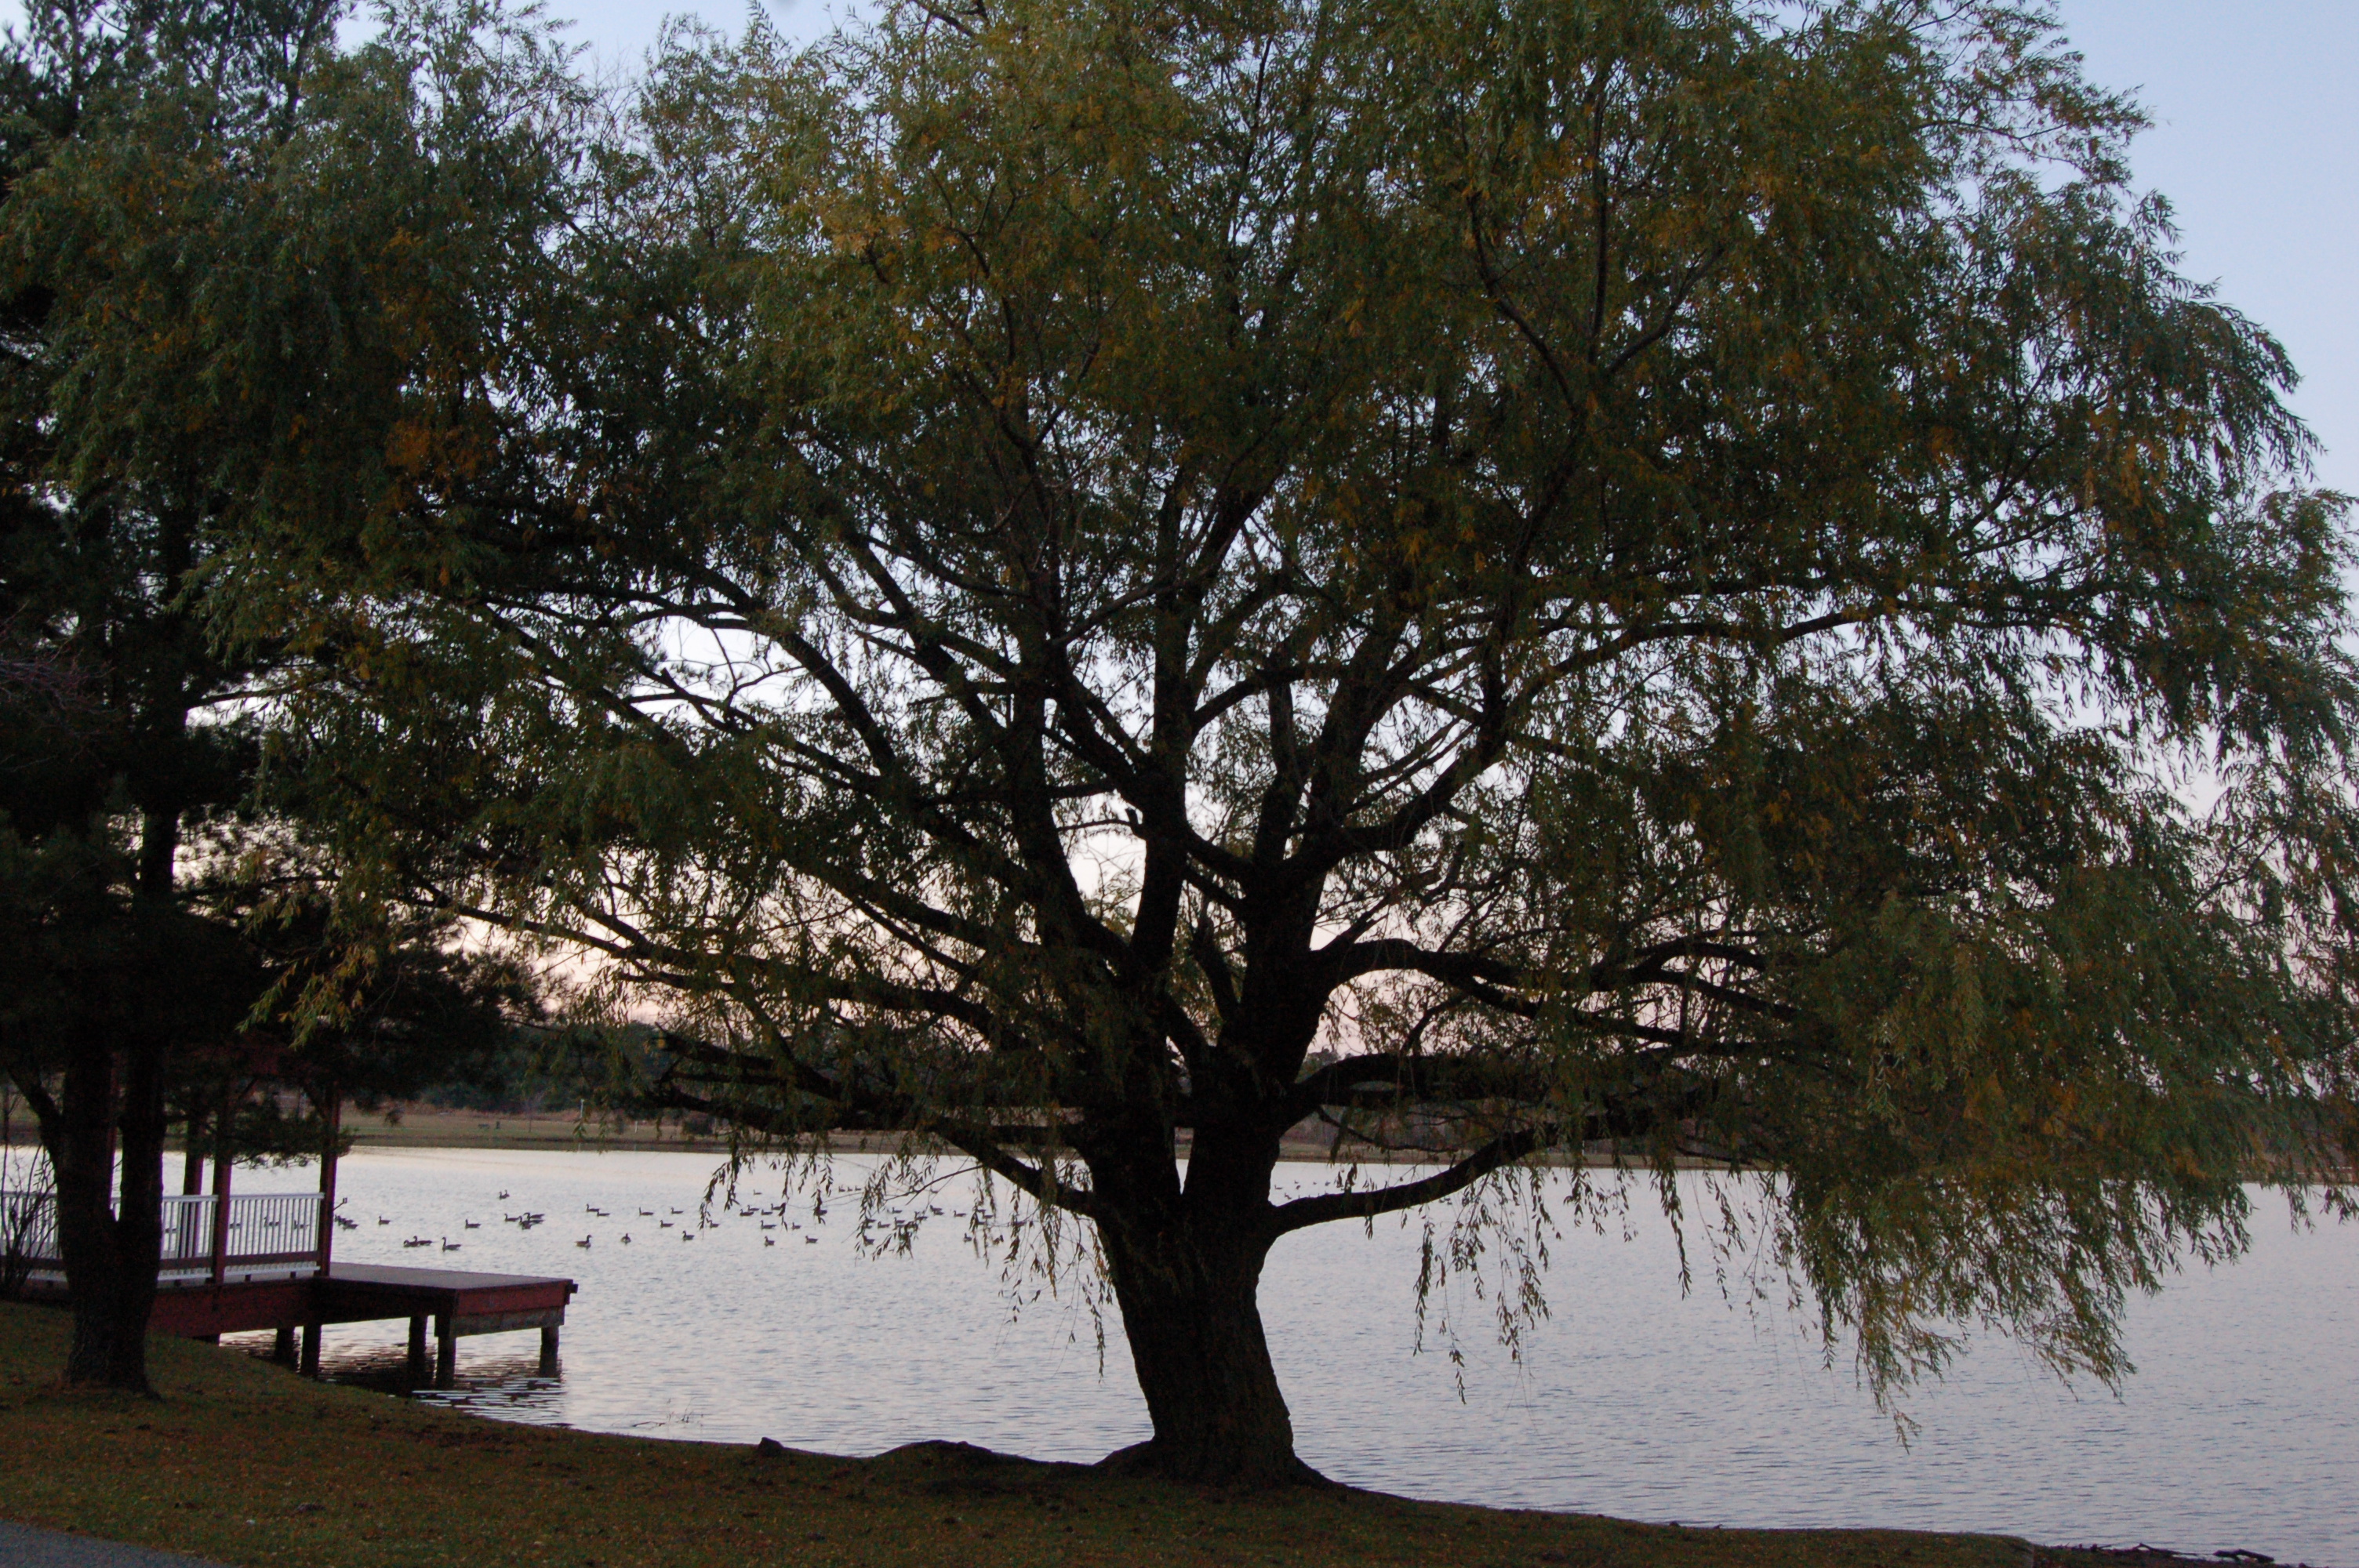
365,1178,1340,1261
365,1187,983,1257
551,1196,842,1249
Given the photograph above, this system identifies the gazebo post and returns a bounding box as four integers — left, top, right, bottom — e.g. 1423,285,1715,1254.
165,1103,202,1281
298,1085,340,1377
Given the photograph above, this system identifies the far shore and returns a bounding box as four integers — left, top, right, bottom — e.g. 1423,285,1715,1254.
3,1105,1728,1167
9,1112,2346,1181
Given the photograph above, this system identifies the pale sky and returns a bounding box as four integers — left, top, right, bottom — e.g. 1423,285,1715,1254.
549,0,2358,503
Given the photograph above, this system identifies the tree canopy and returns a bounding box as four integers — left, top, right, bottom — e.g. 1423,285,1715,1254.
0,0,560,1387
50,0,2356,1480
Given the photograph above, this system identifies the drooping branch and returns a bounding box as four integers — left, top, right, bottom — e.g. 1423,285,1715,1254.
648,1031,1102,1218
1285,1044,1733,1133
1265,1123,1559,1236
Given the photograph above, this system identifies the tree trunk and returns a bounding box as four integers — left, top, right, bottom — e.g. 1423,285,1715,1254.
47,1022,165,1394
64,803,186,1392
53,1033,125,1386
104,1027,166,1390
1096,1211,1310,1486
181,1104,205,1195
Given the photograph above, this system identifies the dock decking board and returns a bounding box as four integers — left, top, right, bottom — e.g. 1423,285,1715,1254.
318,1262,577,1326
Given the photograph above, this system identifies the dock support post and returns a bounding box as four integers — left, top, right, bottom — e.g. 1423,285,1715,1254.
300,1321,322,1377
406,1316,427,1381
539,1324,559,1374
271,1326,295,1365
434,1313,456,1388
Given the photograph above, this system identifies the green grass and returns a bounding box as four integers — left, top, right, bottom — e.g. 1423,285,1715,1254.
0,1301,2134,1567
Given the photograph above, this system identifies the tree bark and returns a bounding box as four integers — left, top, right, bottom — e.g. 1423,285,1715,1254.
1085,1100,1324,1488
67,804,187,1392
50,1033,118,1385
180,1105,205,1195
38,793,184,1395
1098,1217,1309,1485
45,1023,165,1393
102,1025,166,1391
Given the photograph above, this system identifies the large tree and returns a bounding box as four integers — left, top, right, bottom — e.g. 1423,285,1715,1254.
0,0,550,1387
0,0,326,1388
246,0,2356,1482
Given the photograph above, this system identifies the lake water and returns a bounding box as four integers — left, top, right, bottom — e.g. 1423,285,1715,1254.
249,1147,2356,1565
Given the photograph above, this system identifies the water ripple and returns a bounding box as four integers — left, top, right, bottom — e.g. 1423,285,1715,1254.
251,1148,2354,1566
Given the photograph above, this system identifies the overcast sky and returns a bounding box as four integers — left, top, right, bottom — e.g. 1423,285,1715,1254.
544,0,2357,503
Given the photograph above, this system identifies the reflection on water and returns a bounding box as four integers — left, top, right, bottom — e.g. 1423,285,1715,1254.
222,1334,564,1414
262,1148,2356,1566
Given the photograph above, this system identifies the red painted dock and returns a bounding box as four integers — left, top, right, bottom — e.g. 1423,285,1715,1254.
322,1263,576,1385
133,1261,577,1386
13,1105,575,1388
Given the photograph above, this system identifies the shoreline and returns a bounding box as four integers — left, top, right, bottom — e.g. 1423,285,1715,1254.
0,1300,2251,1568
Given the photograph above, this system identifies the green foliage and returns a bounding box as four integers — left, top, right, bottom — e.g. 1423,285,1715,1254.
0,0,344,1107
0,8,559,1390
67,0,2359,1467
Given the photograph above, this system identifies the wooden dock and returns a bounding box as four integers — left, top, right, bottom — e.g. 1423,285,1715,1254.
326,1263,576,1385
15,1180,576,1388
136,1261,577,1387
15,1099,575,1388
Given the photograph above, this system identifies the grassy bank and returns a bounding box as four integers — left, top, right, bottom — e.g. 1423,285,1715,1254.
0,1301,2168,1568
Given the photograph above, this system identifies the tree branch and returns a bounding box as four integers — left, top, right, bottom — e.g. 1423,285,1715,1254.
1267,1123,1558,1236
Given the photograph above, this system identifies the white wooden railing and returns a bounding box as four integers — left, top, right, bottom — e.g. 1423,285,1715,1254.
2,1189,324,1286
